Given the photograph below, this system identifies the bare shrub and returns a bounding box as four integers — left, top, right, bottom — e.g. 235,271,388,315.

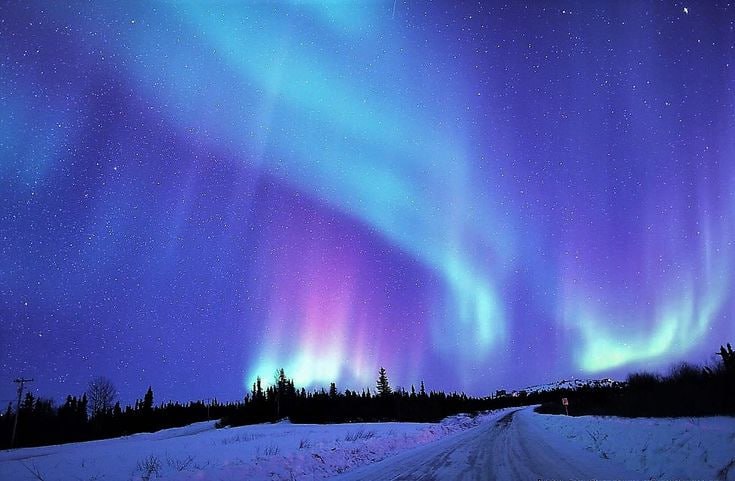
166,455,194,471
135,455,161,481
344,429,376,441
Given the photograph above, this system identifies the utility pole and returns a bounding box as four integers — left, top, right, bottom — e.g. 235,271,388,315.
11,378,33,448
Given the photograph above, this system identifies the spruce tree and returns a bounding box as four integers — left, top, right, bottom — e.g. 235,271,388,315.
79,394,88,423
275,368,290,419
277,369,288,395
23,392,34,409
718,343,735,372
253,376,264,402
376,367,392,397
143,386,154,413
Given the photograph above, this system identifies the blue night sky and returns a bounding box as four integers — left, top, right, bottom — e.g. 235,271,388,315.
1,1,734,405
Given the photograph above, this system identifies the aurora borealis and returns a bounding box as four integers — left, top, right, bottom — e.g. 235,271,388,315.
1,1,734,404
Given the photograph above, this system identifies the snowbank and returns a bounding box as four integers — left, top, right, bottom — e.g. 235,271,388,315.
0,412,499,481
526,408,735,480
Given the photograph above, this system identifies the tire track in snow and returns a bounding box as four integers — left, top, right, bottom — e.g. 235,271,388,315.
332,407,638,481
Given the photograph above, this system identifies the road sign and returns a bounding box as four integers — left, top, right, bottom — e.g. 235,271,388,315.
561,397,569,406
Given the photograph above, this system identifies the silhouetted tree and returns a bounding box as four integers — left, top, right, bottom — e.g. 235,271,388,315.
274,368,295,418
376,367,392,397
21,392,35,414
252,377,264,402
79,394,88,422
718,343,735,372
143,386,154,414
87,377,117,418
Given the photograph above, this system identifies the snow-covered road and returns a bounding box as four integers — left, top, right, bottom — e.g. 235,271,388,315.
334,408,639,481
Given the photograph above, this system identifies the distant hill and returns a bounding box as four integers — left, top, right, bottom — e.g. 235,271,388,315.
495,378,622,398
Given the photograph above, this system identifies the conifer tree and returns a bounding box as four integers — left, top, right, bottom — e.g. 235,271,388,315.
718,343,735,372
252,376,264,402
275,368,292,418
79,394,89,423
22,391,35,412
143,386,154,413
376,367,392,397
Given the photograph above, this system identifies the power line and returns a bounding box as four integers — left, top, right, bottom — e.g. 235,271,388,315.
11,378,33,448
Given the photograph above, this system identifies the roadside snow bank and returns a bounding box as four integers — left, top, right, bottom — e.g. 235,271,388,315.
526,408,735,480
0,412,501,481
169,412,498,481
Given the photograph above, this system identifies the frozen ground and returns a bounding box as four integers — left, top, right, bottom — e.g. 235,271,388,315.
1,406,734,480
0,411,502,481
531,408,735,480
334,407,735,480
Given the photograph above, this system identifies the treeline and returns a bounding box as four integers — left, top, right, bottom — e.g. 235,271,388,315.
0,384,237,449
0,366,551,449
537,343,735,417
222,368,495,426
3,343,733,449
219,367,582,427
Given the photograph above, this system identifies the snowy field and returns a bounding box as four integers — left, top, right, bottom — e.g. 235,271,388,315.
0,411,502,481
529,408,735,480
1,407,734,480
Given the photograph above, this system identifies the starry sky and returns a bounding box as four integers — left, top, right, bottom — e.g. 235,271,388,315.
1,1,734,405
